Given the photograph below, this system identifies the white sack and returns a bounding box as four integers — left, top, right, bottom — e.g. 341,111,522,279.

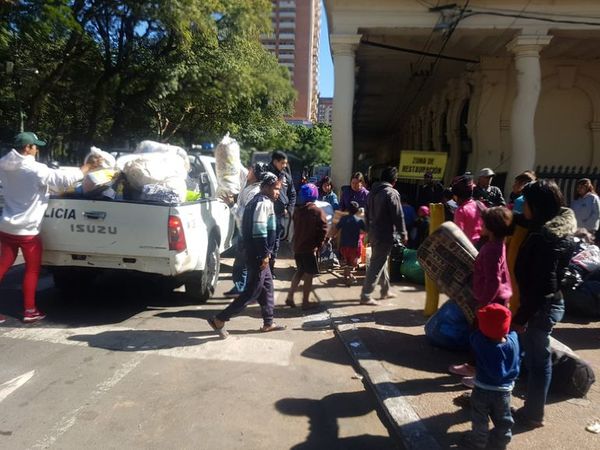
215,133,242,198
85,146,117,169
135,140,190,172
123,152,188,202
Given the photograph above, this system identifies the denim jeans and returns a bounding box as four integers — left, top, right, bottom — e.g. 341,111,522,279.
360,240,392,301
231,241,247,293
520,297,564,422
217,259,274,327
469,387,514,449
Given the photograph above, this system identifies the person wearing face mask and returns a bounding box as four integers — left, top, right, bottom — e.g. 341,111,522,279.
0,132,96,323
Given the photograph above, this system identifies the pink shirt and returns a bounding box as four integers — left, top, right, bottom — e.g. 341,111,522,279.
454,199,483,244
473,240,512,307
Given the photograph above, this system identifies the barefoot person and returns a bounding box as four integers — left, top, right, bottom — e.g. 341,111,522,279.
207,173,285,336
0,132,95,323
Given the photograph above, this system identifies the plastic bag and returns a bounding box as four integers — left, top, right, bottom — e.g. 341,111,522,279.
214,133,242,198
85,146,116,169
135,140,190,172
400,248,425,285
122,153,188,202
571,245,600,272
82,169,117,194
140,184,181,204
424,299,471,351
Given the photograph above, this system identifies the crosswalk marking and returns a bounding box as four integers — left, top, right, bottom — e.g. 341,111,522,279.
31,355,146,449
0,325,294,367
0,370,34,403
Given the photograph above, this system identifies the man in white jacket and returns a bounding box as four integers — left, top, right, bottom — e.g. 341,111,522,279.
0,132,94,323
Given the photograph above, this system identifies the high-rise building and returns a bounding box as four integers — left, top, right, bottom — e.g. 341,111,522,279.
317,97,333,124
262,0,320,124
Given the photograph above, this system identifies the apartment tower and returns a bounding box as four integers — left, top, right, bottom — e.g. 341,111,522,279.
262,0,320,123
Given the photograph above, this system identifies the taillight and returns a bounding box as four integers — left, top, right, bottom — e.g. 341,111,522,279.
168,215,187,252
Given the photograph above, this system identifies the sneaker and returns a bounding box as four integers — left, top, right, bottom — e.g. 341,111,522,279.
380,292,397,300
23,309,46,323
461,376,475,389
449,363,476,377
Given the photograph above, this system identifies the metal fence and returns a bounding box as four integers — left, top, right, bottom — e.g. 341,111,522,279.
535,165,600,203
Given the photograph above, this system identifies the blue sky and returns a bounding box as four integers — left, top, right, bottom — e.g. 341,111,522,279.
318,0,334,98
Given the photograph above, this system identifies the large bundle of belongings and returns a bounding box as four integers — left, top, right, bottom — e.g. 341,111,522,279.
60,134,245,205
562,237,600,317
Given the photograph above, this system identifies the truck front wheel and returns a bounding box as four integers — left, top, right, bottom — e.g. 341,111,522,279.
185,236,220,303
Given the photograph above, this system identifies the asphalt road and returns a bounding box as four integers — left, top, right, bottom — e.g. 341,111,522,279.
0,258,399,449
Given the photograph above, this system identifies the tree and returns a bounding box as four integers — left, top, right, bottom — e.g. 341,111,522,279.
0,0,295,159
289,123,332,168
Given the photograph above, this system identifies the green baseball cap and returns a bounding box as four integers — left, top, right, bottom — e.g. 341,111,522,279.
14,132,46,148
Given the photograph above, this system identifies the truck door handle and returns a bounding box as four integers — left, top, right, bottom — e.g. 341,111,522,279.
83,211,106,220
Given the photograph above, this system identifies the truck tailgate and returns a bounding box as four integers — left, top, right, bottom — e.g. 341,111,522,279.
41,199,171,257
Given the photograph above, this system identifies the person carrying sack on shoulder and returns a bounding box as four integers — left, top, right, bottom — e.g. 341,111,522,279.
0,132,96,323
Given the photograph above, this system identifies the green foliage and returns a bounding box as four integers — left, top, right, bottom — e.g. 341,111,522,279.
0,0,295,159
289,123,332,168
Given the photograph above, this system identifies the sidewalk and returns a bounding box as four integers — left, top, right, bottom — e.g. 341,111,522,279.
306,265,600,450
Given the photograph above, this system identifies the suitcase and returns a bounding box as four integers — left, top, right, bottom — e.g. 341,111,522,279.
417,221,478,323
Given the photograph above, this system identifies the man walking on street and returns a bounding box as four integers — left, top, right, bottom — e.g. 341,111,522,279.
207,173,286,336
223,162,269,298
0,132,95,323
360,167,408,306
267,151,296,276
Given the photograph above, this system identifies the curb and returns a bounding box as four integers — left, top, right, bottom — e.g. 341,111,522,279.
314,284,442,450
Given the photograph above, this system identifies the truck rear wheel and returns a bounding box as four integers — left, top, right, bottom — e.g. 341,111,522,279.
185,236,220,303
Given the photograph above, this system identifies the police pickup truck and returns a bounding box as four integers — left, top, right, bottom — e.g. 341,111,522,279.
41,155,234,302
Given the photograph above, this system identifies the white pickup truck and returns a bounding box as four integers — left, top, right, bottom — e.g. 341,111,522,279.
40,155,234,302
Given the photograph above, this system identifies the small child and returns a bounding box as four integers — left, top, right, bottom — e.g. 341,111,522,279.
462,303,520,450
450,206,513,384
332,201,365,286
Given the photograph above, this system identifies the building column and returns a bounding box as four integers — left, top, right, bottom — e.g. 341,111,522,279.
506,35,552,185
331,34,361,191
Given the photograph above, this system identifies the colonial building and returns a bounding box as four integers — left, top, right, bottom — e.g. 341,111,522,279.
262,0,321,123
324,0,600,191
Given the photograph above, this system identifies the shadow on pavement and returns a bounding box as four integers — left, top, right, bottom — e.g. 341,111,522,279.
68,329,222,351
0,266,203,328
552,325,600,351
275,390,400,450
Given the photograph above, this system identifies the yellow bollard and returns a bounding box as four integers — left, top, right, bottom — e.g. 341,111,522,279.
424,203,445,317
506,224,528,315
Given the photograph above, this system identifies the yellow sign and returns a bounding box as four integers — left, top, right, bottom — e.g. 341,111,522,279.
398,151,447,181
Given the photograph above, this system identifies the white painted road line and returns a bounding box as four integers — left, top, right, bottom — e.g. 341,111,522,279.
1,326,294,367
31,355,146,449
0,370,35,403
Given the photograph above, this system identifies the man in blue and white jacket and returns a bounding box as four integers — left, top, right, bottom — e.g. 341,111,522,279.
208,173,285,335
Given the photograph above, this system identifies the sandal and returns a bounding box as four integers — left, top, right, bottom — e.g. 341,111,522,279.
207,317,229,339
285,297,296,308
260,324,287,333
